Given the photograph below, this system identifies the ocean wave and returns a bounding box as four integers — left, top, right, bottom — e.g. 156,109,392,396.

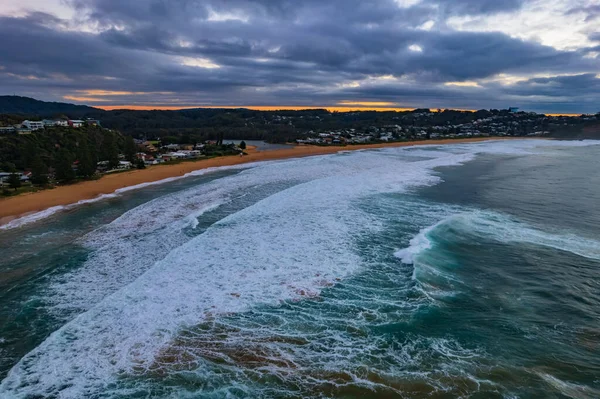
3,139,599,231
0,206,66,231
0,193,122,231
535,371,600,399
0,144,485,397
394,223,437,265
396,211,600,274
0,164,257,232
4,140,600,396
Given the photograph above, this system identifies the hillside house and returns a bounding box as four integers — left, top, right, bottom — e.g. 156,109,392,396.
43,119,69,127
22,120,44,131
68,120,84,128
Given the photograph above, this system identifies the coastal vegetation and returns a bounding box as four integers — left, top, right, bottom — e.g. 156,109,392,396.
2,97,599,145
0,120,244,196
0,125,126,181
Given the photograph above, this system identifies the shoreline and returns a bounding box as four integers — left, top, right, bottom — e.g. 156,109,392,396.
0,137,533,225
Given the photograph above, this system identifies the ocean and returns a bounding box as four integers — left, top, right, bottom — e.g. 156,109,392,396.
0,139,599,398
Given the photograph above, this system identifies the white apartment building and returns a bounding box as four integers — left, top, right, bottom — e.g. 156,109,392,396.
22,120,44,131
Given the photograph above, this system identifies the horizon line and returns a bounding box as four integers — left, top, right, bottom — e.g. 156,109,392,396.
94,104,583,116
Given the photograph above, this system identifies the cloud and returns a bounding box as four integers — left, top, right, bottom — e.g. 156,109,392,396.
502,73,600,97
589,32,600,42
427,0,525,16
0,0,598,113
566,4,600,22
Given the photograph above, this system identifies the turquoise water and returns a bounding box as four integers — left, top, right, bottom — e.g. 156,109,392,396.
0,140,599,398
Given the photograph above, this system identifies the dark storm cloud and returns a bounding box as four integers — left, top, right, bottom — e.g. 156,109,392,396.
0,0,598,112
426,0,524,15
502,73,600,98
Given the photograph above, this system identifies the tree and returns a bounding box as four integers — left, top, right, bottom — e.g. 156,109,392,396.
7,173,21,191
239,140,247,150
55,148,76,183
77,140,96,178
123,136,137,163
30,156,49,186
136,158,146,169
20,140,37,169
1,162,16,173
162,136,178,145
102,132,120,169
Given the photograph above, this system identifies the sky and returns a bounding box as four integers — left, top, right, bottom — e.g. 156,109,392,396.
0,0,599,113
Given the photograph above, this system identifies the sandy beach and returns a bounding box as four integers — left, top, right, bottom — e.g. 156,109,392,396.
0,137,523,224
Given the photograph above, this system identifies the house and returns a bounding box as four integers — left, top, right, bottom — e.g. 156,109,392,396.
118,161,132,170
22,120,44,131
0,172,10,185
185,150,203,158
43,119,69,127
86,119,101,126
68,120,85,128
0,126,16,135
96,161,110,172
143,155,159,165
0,172,30,186
168,151,191,159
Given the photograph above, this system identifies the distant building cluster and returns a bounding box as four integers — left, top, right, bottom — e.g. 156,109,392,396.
0,118,101,134
294,110,564,145
131,140,240,167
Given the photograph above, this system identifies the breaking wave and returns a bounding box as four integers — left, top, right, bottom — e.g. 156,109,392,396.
3,139,600,397
396,211,600,267
0,146,475,397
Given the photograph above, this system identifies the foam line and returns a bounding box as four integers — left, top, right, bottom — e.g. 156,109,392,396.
3,139,600,396
396,211,600,266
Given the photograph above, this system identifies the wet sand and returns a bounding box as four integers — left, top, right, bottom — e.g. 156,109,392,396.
0,138,528,224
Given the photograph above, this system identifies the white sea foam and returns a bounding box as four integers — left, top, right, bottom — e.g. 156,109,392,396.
0,144,481,397
0,192,123,231
0,164,255,232
464,212,600,261
536,371,600,399
3,139,600,397
0,206,66,230
396,211,600,268
2,139,598,231
395,223,436,264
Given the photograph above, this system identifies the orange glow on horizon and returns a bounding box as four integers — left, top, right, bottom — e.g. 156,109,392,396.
91,104,582,115
96,105,418,112
545,113,583,117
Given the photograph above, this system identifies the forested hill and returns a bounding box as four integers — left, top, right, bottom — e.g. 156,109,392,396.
1,96,599,142
0,96,99,116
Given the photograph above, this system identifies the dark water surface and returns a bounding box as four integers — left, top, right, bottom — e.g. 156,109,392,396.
0,140,598,398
